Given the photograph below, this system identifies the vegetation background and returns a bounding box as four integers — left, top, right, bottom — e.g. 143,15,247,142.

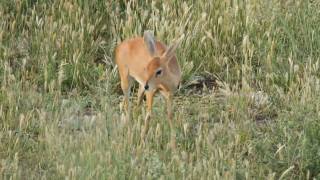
1,0,320,179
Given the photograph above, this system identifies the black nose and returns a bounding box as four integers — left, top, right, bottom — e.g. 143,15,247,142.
144,84,149,90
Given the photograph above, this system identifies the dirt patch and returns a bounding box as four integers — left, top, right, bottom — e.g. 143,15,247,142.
181,72,219,95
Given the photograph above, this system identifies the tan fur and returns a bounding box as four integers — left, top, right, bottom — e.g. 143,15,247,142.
115,31,182,148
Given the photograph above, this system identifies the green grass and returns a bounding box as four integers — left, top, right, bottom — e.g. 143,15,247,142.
1,0,320,179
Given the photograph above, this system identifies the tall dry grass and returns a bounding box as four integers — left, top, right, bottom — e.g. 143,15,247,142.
1,0,320,179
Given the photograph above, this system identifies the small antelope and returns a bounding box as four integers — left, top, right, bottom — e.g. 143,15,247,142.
115,31,183,147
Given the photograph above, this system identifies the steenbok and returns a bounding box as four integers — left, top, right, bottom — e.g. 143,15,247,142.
115,31,183,148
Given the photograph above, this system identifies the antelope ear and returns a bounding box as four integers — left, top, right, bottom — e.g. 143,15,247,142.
143,30,156,56
162,34,185,61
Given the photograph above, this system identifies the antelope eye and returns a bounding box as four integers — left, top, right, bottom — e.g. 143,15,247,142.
155,69,162,77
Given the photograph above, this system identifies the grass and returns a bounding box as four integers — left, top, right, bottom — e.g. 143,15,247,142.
1,0,320,179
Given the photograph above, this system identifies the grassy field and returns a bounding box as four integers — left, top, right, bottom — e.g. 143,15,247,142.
1,0,320,179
